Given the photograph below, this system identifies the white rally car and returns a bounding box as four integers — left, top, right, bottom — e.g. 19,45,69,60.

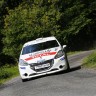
18,36,70,82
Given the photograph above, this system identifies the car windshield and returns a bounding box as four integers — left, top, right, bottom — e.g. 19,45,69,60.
22,40,59,55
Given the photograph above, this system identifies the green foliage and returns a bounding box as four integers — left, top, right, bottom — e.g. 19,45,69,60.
0,0,96,63
58,0,96,41
0,65,19,84
0,0,23,65
83,50,96,68
3,0,61,60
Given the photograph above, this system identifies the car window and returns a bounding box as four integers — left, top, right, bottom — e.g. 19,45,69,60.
22,40,59,55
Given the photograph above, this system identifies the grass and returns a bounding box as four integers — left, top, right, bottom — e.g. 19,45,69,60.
0,65,19,85
83,50,96,69
67,51,82,55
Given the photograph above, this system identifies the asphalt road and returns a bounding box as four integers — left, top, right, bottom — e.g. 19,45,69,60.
0,50,96,96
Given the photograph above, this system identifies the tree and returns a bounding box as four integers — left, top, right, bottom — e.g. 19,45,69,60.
0,0,23,65
57,0,96,50
3,0,61,61
2,0,96,63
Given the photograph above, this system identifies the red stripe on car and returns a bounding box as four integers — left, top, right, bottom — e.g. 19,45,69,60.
25,52,56,61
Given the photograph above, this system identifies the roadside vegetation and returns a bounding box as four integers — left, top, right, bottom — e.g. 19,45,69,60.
0,65,19,85
67,51,82,56
83,50,96,69
0,0,96,85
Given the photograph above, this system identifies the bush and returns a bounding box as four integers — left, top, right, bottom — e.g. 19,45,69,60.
0,65,19,84
83,50,96,68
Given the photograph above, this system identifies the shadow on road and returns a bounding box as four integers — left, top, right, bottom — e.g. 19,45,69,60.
47,65,81,76
0,65,82,89
69,65,81,73
27,65,81,82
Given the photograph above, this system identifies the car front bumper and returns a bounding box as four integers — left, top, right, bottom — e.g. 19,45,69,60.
19,56,67,79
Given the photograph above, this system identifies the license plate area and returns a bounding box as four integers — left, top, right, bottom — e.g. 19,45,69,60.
35,63,50,70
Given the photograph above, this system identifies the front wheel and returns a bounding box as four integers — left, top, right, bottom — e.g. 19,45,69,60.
22,79,28,82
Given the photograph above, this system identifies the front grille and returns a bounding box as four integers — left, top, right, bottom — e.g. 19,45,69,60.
30,59,53,72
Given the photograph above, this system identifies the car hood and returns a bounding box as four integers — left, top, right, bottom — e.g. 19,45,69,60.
20,47,60,64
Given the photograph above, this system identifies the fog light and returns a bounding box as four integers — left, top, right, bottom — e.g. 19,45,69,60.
59,65,63,69
24,73,28,76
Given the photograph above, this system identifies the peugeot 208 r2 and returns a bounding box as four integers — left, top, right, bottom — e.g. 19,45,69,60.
18,36,70,82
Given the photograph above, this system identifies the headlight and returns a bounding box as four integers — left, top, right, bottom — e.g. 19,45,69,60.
19,59,28,66
55,50,64,59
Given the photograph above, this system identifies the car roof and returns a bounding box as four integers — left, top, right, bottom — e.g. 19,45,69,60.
23,36,57,47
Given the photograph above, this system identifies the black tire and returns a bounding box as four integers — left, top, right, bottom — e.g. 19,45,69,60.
22,79,27,82
64,52,70,71
63,45,70,71
65,57,70,71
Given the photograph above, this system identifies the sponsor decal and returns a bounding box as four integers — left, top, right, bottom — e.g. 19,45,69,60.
20,67,26,69
60,57,65,61
25,52,56,61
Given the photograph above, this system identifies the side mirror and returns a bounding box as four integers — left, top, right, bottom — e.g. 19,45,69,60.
63,45,67,49
63,45,67,52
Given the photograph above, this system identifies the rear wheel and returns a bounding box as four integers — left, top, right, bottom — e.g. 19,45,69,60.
64,52,70,71
65,57,70,71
